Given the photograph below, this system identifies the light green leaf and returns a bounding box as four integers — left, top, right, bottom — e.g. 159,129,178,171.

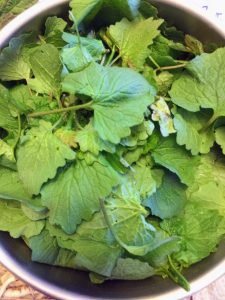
0,139,15,163
161,202,225,266
45,16,67,36
111,258,155,280
156,71,174,96
120,121,154,147
69,0,140,25
173,108,215,155
0,201,45,238
63,32,105,61
144,173,187,219
70,0,103,24
44,17,67,48
107,17,163,70
170,48,225,120
185,34,204,56
61,45,93,72
187,153,225,215
41,155,120,234
10,85,35,113
27,44,62,98
151,97,176,137
0,85,18,132
0,34,31,81
132,164,163,199
0,166,31,201
17,121,76,195
152,136,200,186
142,236,180,267
54,128,77,148
62,63,155,143
76,122,115,156
215,127,225,154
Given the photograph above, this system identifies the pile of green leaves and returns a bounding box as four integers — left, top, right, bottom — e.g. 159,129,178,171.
0,0,225,291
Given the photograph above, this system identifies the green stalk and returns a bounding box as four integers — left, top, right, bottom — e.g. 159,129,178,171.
156,63,187,72
109,54,121,67
148,55,160,69
167,256,190,291
106,45,116,66
28,101,93,118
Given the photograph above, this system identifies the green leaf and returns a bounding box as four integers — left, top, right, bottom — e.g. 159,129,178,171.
120,121,154,147
215,127,225,154
27,44,62,98
76,121,115,156
111,258,155,280
69,0,140,25
152,136,200,186
0,106,17,133
173,108,215,155
142,236,180,267
0,166,31,201
156,71,174,96
187,153,225,215
139,0,158,18
62,32,105,61
10,85,35,113
54,128,77,148
61,45,93,72
0,201,45,238
45,16,67,36
62,63,155,143
59,238,122,276
169,48,225,120
107,17,163,70
29,229,77,268
41,155,120,234
69,0,103,24
132,164,163,199
17,121,76,195
0,139,15,163
0,34,31,80
185,34,204,56
149,35,185,68
161,202,225,266
43,17,67,48
151,97,176,137
144,173,187,219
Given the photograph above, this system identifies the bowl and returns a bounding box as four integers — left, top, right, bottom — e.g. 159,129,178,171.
0,1,225,299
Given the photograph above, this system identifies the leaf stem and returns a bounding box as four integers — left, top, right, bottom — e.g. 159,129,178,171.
28,101,93,118
52,113,67,131
167,256,190,291
106,45,116,66
148,55,160,69
109,54,121,67
69,11,81,45
156,63,187,72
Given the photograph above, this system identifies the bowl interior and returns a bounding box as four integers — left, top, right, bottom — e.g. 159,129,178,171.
0,1,225,300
